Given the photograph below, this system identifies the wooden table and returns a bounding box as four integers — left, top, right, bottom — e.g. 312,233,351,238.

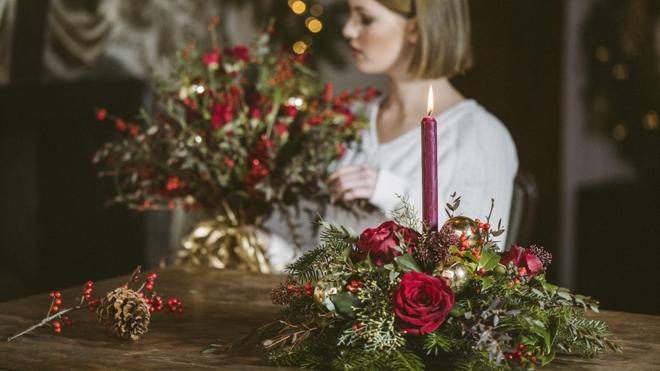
0,266,658,370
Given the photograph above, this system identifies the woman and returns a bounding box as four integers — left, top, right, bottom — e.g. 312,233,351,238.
264,0,518,270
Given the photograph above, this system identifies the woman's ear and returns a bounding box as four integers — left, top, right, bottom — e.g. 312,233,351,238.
406,18,419,44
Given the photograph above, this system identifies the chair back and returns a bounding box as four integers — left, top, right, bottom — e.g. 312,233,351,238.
505,170,538,248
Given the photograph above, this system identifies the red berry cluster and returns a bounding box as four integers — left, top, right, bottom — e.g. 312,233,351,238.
345,280,363,293
474,218,491,233
146,296,164,313
87,298,101,312
166,298,184,314
286,282,313,297
351,321,365,332
83,280,94,300
505,343,537,367
145,273,157,291
46,291,76,334
49,291,62,313
9,267,183,341
457,232,482,261
139,272,184,315
458,232,470,251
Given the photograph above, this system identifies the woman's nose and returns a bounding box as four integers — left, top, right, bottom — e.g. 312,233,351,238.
342,16,357,40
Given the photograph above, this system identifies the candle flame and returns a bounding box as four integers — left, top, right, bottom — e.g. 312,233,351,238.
427,86,434,116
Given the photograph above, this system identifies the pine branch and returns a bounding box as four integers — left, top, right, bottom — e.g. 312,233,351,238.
424,331,454,355
555,315,620,357
390,349,425,371
453,353,505,371
284,244,340,282
318,221,358,247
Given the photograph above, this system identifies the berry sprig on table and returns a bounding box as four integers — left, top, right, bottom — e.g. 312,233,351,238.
6,266,183,342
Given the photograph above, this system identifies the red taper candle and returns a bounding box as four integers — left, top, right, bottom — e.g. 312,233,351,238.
421,86,438,230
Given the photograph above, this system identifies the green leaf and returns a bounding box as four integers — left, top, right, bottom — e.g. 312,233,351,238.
542,282,558,294
557,290,572,301
394,254,421,273
330,292,361,319
477,247,500,270
480,276,495,291
491,229,505,237
389,270,400,282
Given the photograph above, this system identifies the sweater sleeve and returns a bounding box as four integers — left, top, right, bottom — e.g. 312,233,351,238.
369,168,414,215
445,114,518,251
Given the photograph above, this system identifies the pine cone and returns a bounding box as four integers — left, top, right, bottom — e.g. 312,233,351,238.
96,287,150,340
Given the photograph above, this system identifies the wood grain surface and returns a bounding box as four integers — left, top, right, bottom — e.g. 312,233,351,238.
0,266,658,370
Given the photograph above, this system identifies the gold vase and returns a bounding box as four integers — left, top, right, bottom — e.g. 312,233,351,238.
176,204,271,273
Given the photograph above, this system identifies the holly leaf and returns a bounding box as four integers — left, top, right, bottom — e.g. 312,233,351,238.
395,254,421,273
477,247,500,271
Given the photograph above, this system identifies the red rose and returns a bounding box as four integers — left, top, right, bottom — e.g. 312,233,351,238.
281,104,298,118
393,271,454,335
323,82,333,103
307,116,324,127
202,50,220,68
227,45,250,61
354,221,419,267
250,107,262,119
210,103,234,129
500,245,544,278
275,121,289,137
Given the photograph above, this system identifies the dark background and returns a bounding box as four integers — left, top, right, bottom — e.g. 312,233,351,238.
1,0,657,314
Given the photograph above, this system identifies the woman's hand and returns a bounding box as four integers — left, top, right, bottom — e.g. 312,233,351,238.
327,165,378,202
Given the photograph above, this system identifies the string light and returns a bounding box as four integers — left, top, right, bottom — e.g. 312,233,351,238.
310,4,324,17
612,64,628,80
643,111,659,130
306,17,323,33
595,46,610,63
612,123,627,141
292,41,308,54
291,1,306,15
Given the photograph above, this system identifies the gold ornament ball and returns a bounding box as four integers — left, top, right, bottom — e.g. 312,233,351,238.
441,263,471,293
313,278,342,310
441,216,481,248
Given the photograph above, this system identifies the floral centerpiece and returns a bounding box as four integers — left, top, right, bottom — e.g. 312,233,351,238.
93,23,377,272
260,197,619,370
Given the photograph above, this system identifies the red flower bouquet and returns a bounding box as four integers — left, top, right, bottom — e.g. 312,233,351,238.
261,198,619,369
93,27,378,270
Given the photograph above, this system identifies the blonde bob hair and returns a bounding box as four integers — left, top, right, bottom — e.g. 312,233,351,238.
376,0,473,78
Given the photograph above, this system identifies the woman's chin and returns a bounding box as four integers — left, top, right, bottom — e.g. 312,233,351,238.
354,61,384,75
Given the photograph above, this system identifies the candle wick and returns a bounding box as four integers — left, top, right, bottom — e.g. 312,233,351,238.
427,109,433,116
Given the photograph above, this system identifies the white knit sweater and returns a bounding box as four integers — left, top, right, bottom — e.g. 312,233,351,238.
265,99,518,271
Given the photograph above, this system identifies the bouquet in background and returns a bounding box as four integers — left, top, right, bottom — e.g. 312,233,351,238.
93,22,378,271
261,197,619,369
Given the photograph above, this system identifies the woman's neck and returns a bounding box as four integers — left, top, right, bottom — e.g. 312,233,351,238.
384,77,464,119
375,76,465,144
